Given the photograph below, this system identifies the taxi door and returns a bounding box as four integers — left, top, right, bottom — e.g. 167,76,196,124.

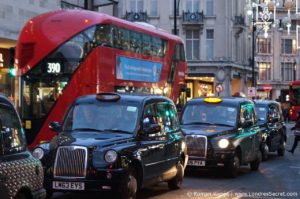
267,104,282,150
238,103,259,163
138,101,168,181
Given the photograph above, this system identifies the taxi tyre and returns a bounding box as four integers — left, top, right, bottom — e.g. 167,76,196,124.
250,151,262,171
46,190,53,199
118,166,138,199
15,192,29,199
168,160,184,190
277,140,286,156
225,154,240,178
261,142,269,161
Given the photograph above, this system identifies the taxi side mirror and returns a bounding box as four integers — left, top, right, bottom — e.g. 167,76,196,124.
241,119,253,128
49,121,61,132
143,123,161,135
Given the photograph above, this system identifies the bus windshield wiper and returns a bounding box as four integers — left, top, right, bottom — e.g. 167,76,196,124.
102,129,132,134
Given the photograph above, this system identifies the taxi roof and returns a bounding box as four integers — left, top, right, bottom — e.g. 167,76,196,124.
73,93,173,105
0,94,15,109
187,97,253,106
254,100,280,106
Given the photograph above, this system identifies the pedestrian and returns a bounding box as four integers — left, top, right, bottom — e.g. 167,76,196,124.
288,111,300,154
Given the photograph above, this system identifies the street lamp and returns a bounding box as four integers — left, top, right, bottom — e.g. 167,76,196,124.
245,0,294,87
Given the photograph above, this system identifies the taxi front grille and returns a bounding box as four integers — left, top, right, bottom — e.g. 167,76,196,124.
186,135,207,158
54,146,88,178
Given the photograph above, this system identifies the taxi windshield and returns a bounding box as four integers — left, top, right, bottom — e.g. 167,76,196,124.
255,106,267,122
62,103,139,133
181,104,237,127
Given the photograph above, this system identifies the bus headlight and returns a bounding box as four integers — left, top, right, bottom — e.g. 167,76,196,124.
32,148,44,160
218,139,229,149
104,150,117,163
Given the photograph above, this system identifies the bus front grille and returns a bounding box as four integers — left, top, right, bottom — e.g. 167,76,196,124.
54,146,88,178
186,135,207,158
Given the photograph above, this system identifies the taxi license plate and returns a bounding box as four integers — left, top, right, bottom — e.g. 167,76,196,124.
53,181,85,190
187,160,206,166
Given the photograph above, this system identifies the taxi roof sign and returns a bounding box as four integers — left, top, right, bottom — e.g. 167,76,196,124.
96,92,120,101
204,97,222,103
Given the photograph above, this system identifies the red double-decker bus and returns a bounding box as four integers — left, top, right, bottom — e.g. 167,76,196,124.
16,10,187,148
289,80,300,121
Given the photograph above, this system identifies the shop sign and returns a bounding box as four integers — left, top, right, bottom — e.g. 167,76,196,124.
263,84,272,92
0,53,3,67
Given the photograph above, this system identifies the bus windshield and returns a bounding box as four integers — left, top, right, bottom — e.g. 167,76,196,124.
63,103,139,133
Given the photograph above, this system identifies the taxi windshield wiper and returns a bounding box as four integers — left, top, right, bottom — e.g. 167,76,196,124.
102,129,132,134
182,122,215,125
212,123,235,127
72,128,105,133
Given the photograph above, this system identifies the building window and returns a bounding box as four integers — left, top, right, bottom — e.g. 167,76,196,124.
129,0,143,12
150,0,158,16
258,62,271,81
281,62,296,81
186,0,200,12
206,0,214,15
281,39,297,54
206,29,214,60
186,30,200,60
257,38,271,54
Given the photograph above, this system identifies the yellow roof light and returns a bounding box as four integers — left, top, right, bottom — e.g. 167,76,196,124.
204,97,222,103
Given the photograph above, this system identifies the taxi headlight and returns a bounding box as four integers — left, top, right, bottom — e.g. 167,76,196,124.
32,148,44,160
104,150,117,163
218,139,229,149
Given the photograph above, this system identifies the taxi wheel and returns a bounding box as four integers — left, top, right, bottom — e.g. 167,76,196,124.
15,192,29,199
277,140,286,156
226,155,240,178
119,167,138,199
46,190,53,199
250,151,262,171
168,161,184,190
262,143,269,161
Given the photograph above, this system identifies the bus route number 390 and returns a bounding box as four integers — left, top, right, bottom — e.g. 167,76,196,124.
47,62,61,74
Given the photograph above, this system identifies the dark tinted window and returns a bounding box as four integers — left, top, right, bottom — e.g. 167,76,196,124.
0,104,26,154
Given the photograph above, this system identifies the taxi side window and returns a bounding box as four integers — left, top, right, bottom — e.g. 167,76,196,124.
240,104,255,126
0,105,26,155
156,102,179,133
268,105,280,120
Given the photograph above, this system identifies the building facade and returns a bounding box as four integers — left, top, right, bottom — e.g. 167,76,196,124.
116,0,254,98
0,0,60,100
1,0,299,102
253,0,300,104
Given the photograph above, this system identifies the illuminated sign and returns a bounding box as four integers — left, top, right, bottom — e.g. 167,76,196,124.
116,56,162,82
45,62,63,74
204,97,222,103
0,53,3,67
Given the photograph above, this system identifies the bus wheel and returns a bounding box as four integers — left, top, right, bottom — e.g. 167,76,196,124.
168,160,184,190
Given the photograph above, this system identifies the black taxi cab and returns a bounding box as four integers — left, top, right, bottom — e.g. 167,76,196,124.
0,94,45,199
254,100,287,160
180,97,262,177
32,93,187,199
